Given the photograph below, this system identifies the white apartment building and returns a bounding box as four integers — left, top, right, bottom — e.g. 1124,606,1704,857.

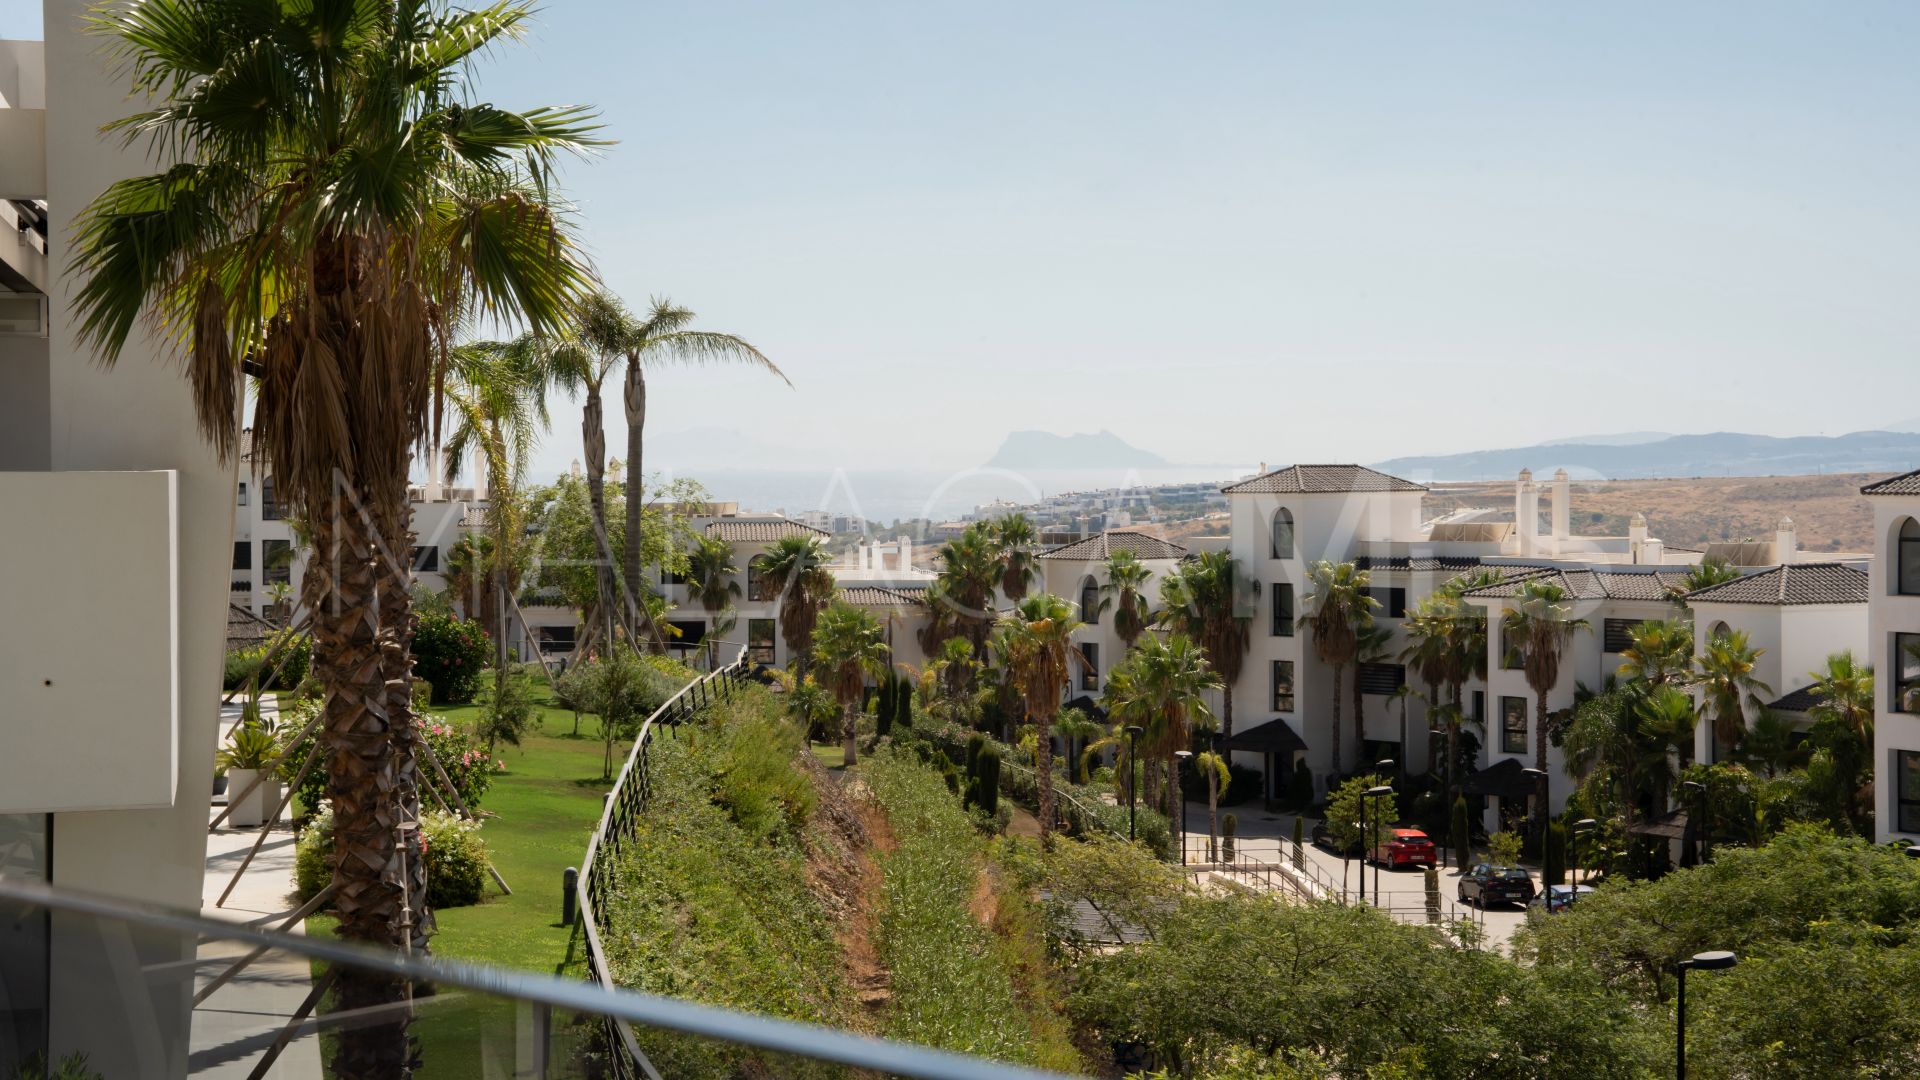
1038,531,1189,707
1866,469,1920,841
1,7,235,1072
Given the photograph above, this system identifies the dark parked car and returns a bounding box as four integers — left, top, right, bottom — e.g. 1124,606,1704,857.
1310,820,1361,856
1527,883,1596,915
1369,828,1437,869
1457,863,1536,908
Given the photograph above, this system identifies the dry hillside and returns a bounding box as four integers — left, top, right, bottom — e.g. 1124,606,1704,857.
1426,473,1883,554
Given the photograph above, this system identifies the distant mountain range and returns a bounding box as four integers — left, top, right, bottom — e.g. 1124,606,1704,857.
985,430,1168,469
1373,430,1920,482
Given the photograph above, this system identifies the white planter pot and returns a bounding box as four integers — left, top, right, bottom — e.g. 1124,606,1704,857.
227,768,266,828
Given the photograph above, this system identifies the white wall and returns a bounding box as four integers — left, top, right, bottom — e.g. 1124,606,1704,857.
1872,494,1920,841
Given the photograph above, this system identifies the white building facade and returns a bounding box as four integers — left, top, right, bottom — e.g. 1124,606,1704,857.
1866,469,1920,842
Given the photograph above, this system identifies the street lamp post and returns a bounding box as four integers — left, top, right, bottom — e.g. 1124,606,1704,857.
1362,784,1393,907
1174,749,1194,866
1124,725,1143,841
1571,817,1598,895
1676,950,1737,1079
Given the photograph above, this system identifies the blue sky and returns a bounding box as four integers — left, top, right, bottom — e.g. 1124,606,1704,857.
11,2,1920,479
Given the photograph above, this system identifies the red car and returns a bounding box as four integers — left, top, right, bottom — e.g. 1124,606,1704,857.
1369,828,1437,869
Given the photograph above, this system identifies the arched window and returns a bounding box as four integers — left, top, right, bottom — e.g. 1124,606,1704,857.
1708,621,1732,642
1080,576,1101,625
1900,517,1920,597
1271,508,1295,560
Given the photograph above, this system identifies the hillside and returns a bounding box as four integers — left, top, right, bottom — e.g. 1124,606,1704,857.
1425,472,1881,554
1374,430,1920,482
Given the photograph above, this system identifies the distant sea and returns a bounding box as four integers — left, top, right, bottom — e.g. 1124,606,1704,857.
656,465,1248,525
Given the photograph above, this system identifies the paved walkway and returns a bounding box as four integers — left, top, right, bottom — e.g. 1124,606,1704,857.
191,697,322,1079
1177,802,1533,950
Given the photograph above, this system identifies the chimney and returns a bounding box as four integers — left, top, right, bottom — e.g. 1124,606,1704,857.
1551,468,1571,548
1643,537,1665,564
1629,513,1648,563
1775,517,1797,564
1516,469,1538,557
899,534,913,572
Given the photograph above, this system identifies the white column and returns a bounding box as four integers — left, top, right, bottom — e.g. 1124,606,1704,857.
1551,468,1571,550
1516,470,1538,557
1775,517,1797,564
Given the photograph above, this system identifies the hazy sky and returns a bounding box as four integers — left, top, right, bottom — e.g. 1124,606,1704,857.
12,2,1920,481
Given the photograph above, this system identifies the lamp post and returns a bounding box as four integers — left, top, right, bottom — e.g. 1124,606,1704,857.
1363,784,1393,907
1174,749,1194,866
1570,817,1597,900
1680,779,1709,864
1124,725,1143,841
1675,950,1737,1079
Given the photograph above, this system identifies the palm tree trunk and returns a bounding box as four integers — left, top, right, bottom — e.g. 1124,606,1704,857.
1535,690,1550,837
581,390,621,653
373,506,430,959
1352,664,1367,768
622,360,646,636
842,701,859,767
1036,710,1056,844
1221,683,1235,746
309,494,416,1077
1207,774,1219,862
1330,664,1346,775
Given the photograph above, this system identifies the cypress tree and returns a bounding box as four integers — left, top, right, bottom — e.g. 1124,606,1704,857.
1291,815,1305,870
1545,820,1567,887
976,746,1000,816
1451,796,1473,870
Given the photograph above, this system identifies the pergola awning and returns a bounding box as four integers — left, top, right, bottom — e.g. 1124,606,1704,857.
1222,719,1308,757
1461,757,1537,800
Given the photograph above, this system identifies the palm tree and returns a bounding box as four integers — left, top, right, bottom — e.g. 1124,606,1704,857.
1157,550,1252,744
1563,681,1695,832
1695,629,1773,757
1298,560,1378,774
1806,650,1875,834
1102,632,1221,821
1193,750,1231,861
811,603,890,766
444,534,501,636
1350,622,1395,766
1673,555,1743,604
991,513,1040,601
1001,593,1084,841
71,5,594,1059
931,523,1002,651
1503,580,1590,832
754,535,835,676
1097,550,1155,648
614,299,785,633
1617,618,1693,687
687,534,743,618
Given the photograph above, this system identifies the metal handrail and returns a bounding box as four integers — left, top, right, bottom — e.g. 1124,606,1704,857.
0,879,1073,1080
575,644,751,1079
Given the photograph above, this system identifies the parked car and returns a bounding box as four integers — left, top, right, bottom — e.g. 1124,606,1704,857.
1527,883,1596,915
1369,828,1437,869
1457,863,1536,908
1310,820,1361,856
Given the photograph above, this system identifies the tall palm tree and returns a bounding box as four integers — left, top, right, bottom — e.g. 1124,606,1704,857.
1102,632,1221,821
811,603,890,766
1157,550,1252,744
70,6,594,1067
615,298,785,633
1097,550,1155,648
1618,618,1693,687
753,535,835,676
1001,593,1084,841
687,533,743,618
1695,629,1773,756
1807,650,1875,833
1503,580,1590,832
1193,749,1232,861
444,534,500,636
1298,560,1378,774
991,513,1039,601
932,523,1002,651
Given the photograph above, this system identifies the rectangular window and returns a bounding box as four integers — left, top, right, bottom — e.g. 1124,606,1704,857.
1472,690,1486,724
0,814,50,1065
668,620,706,649
1367,587,1407,619
232,541,252,571
1271,660,1295,712
1358,662,1406,696
537,625,577,653
261,476,285,520
410,545,440,573
1271,583,1294,636
262,539,292,585
1896,633,1920,715
1501,696,1529,755
1903,527,1920,596
237,481,249,507
1602,618,1639,654
748,618,777,665
1900,751,1920,834
1081,642,1099,691
746,562,765,601
661,566,688,586
1502,625,1526,670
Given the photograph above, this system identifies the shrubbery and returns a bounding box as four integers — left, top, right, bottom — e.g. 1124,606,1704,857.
411,611,491,704
295,807,489,909
221,629,310,691
282,706,498,817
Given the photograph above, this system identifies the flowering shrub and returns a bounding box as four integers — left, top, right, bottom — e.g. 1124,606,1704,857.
412,611,492,704
295,807,490,909
284,707,501,817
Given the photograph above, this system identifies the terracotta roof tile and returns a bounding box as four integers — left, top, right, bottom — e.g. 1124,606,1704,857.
1221,464,1426,495
1685,563,1869,606
836,586,927,607
1862,468,1920,496
1461,567,1692,603
704,519,831,543
1037,530,1188,561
